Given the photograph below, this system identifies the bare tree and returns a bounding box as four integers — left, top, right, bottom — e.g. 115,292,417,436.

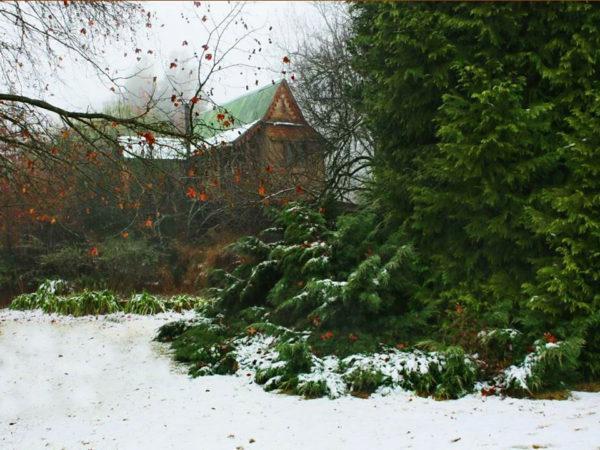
285,3,373,203
0,1,283,248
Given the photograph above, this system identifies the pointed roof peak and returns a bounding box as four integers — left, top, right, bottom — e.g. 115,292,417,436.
196,78,297,139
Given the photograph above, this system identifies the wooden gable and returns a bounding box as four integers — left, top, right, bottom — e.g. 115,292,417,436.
264,80,307,124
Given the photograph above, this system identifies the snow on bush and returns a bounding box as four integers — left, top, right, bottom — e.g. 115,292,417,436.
193,328,477,399
495,337,583,393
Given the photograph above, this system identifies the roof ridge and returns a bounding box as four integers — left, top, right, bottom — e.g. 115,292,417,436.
218,78,284,110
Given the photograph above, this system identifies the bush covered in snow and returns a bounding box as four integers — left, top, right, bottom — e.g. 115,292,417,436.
156,202,599,398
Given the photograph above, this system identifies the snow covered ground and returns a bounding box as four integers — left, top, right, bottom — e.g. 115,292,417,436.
1,310,598,450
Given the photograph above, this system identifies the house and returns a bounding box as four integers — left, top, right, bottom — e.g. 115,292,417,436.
120,79,325,201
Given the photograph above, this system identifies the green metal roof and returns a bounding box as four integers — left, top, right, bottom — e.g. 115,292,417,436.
196,80,282,138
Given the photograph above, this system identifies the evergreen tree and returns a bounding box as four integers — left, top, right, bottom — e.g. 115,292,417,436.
350,3,600,335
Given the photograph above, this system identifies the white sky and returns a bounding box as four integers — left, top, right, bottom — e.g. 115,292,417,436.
49,1,326,112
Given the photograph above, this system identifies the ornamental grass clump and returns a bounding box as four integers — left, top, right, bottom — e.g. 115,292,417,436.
58,290,120,316
125,292,165,315
9,293,41,311
164,294,204,312
9,279,70,311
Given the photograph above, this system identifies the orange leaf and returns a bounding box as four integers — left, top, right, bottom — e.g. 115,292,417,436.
258,184,266,197
198,191,208,202
320,331,334,341
144,218,153,228
121,231,129,239
89,246,99,257
186,186,197,199
141,131,156,146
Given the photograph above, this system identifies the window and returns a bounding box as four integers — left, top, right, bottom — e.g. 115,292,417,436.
284,141,307,166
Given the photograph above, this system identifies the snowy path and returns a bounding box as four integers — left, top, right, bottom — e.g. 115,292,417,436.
1,310,598,450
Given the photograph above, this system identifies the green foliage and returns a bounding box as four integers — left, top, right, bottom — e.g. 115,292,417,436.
476,328,527,376
38,239,163,292
348,1,599,377
276,341,313,374
9,279,69,311
344,368,388,394
155,320,192,342
95,239,163,291
52,290,120,316
9,293,40,311
254,341,313,394
157,5,600,397
505,338,584,394
578,312,600,381
530,339,584,392
170,322,237,376
9,281,119,316
125,292,165,315
296,379,328,399
164,294,204,312
434,347,478,399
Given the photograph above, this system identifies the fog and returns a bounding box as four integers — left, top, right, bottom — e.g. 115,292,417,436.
45,1,326,112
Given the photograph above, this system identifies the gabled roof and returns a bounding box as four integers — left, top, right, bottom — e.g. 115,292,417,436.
196,80,283,140
119,79,310,158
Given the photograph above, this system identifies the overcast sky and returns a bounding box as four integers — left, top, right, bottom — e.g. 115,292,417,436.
50,1,327,112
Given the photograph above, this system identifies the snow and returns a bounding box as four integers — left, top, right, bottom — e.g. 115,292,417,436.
1,309,599,450
205,120,258,146
118,120,259,160
266,121,304,127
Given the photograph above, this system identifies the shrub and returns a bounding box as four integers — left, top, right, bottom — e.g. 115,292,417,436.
40,246,93,280
503,337,584,394
39,239,163,292
277,341,313,374
155,320,192,342
254,341,313,393
296,379,329,399
578,312,600,381
167,321,237,377
434,347,477,399
476,328,526,376
344,368,388,394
